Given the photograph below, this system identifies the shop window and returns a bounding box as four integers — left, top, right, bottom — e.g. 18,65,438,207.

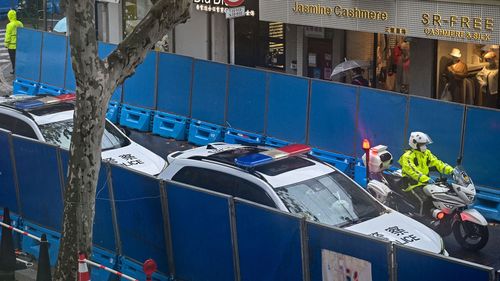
436,42,499,108
375,35,410,94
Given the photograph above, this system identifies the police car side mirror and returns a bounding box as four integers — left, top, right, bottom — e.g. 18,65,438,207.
120,127,131,137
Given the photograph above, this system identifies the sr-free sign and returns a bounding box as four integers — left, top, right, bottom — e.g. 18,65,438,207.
193,0,245,7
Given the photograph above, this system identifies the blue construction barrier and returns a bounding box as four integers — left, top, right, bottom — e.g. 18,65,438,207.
64,39,76,91
21,220,60,267
37,83,67,96
91,247,118,281
307,222,392,281
356,88,407,160
266,73,309,144
166,182,235,281
191,60,227,125
119,257,169,281
12,137,63,232
152,111,188,140
13,78,39,95
123,51,157,109
0,130,19,213
462,107,500,221
310,148,355,176
106,101,121,124
110,165,169,274
394,244,494,281
188,119,225,146
40,32,67,89
157,53,193,117
264,137,291,148
227,65,267,134
407,96,464,166
308,81,358,156
119,104,153,132
235,199,303,281
224,128,264,145
16,28,43,83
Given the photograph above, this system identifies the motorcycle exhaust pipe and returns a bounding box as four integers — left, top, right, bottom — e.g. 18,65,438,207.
432,209,446,220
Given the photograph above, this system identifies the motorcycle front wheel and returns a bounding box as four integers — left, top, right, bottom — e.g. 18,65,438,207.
452,221,489,251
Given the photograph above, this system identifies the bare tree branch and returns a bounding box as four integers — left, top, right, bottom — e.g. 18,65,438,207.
106,0,190,85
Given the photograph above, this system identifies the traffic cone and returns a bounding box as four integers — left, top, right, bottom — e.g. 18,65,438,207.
0,208,16,280
78,253,91,281
36,234,52,281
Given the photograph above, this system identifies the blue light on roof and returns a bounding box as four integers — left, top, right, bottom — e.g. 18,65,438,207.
234,153,273,168
14,100,45,110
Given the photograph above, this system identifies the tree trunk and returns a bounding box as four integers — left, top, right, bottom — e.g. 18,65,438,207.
54,0,190,279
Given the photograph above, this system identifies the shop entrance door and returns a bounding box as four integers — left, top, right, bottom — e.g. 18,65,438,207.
307,38,333,80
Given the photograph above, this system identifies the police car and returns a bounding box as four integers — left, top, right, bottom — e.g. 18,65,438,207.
158,143,447,254
0,94,167,176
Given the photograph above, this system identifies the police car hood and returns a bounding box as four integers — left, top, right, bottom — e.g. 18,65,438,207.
346,211,443,254
102,141,166,176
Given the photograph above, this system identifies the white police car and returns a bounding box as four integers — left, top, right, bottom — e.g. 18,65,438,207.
0,94,167,176
158,143,446,254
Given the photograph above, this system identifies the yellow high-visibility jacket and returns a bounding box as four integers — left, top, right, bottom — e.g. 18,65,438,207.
398,149,453,191
5,10,23,50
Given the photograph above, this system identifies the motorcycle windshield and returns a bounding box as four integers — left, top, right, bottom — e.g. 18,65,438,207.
453,166,472,186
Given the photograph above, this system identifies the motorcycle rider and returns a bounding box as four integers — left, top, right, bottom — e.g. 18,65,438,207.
399,132,454,215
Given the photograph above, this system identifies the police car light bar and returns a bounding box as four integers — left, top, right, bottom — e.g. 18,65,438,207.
14,94,76,110
234,144,311,168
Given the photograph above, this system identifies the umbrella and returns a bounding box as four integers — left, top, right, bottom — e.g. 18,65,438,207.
53,17,67,33
330,58,370,79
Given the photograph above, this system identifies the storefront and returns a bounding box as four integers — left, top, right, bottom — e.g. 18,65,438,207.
260,0,500,108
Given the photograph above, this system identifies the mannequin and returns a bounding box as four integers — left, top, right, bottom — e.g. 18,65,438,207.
443,48,468,103
476,51,498,106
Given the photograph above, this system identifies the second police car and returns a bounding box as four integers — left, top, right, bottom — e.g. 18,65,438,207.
0,94,167,176
157,142,447,254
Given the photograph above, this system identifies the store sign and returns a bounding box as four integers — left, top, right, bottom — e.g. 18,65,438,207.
421,13,494,42
259,0,500,44
226,6,246,19
194,0,255,16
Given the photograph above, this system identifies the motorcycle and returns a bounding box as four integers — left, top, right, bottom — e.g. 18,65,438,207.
363,145,489,251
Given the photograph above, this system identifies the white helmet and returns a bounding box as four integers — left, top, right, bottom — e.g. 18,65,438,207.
409,132,433,150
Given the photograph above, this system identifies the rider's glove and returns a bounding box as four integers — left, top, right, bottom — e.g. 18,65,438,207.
427,178,435,184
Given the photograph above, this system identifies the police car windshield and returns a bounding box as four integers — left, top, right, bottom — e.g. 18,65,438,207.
275,172,384,227
39,119,130,151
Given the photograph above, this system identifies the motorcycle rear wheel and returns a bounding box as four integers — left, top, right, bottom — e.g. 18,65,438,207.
452,221,489,251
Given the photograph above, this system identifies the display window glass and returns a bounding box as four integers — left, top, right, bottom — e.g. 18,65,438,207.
375,35,410,94
436,42,499,108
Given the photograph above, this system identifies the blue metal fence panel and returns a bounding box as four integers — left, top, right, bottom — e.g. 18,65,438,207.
98,42,122,102
308,81,357,156
235,200,302,281
40,32,67,88
123,51,156,109
110,165,168,274
12,137,63,231
65,39,76,91
227,66,267,134
0,130,18,213
395,245,494,281
58,150,116,250
191,60,227,125
266,73,309,144
167,183,234,281
16,28,42,82
463,107,500,188
308,222,391,281
407,97,464,166
157,53,193,116
357,88,407,159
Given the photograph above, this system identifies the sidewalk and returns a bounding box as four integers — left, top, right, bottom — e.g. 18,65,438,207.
0,59,14,96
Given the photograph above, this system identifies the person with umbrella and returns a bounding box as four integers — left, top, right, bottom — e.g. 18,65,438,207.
350,67,369,86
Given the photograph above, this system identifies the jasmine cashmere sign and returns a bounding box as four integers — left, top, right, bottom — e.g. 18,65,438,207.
259,0,500,44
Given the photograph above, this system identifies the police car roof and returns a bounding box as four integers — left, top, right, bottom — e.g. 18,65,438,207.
172,143,333,187
0,94,76,124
